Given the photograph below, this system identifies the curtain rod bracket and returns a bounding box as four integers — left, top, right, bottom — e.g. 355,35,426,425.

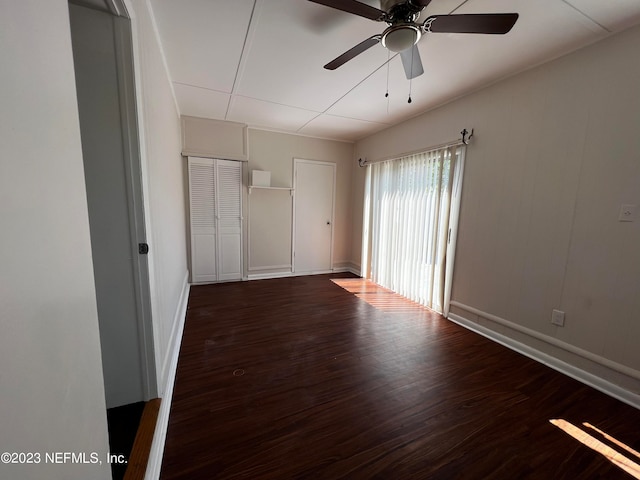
358,157,368,167
461,128,474,145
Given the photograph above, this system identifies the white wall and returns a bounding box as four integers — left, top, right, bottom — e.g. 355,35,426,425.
247,129,355,276
354,26,640,397
127,0,189,395
0,1,111,479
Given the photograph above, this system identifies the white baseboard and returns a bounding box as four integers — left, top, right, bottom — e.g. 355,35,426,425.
145,272,190,480
247,264,292,272
158,272,190,393
247,271,293,280
447,311,640,410
332,262,361,276
247,268,358,281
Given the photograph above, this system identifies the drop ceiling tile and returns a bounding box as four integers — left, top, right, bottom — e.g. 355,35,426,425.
227,96,319,131
148,0,640,142
327,51,447,123
419,0,469,16
173,83,230,119
298,114,388,142
234,0,389,112
562,0,640,32
451,0,609,64
330,0,612,125
150,0,254,91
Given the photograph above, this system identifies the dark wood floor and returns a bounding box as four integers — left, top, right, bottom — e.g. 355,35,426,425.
161,274,640,479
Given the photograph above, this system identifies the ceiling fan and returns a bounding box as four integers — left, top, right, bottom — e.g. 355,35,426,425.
309,0,519,79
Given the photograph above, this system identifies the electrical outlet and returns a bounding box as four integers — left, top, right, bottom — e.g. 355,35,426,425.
619,204,636,222
551,309,565,327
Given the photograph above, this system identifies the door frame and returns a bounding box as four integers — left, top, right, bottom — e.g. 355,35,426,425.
71,0,157,402
291,158,336,274
113,14,157,401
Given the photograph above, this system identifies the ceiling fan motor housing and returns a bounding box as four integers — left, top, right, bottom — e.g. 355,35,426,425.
379,0,425,52
312,0,519,79
381,24,421,52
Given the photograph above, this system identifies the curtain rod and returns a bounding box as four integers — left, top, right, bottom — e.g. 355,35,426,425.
358,128,473,167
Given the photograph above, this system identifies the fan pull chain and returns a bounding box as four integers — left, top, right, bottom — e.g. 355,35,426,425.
385,50,390,114
408,47,413,104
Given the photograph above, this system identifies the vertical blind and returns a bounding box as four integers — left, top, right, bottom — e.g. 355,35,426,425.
362,145,465,314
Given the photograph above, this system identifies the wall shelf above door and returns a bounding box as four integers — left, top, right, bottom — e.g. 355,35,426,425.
249,186,294,195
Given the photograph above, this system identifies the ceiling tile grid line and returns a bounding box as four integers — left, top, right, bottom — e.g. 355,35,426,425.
233,0,384,113
317,112,390,126
149,0,640,142
560,0,610,32
173,81,229,96
448,0,469,14
171,82,364,121
226,0,258,119
295,54,398,134
146,0,181,116
232,93,322,114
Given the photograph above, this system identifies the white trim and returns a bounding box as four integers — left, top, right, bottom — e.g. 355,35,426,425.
248,186,294,194
447,310,640,410
247,271,294,281
145,272,189,480
181,150,249,162
450,301,640,381
158,272,190,393
248,264,292,272
111,13,158,401
292,269,333,276
247,269,350,281
331,262,361,276
119,0,163,394
105,0,127,16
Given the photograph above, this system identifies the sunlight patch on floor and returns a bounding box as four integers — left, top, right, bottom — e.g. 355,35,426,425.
332,278,431,314
550,419,640,478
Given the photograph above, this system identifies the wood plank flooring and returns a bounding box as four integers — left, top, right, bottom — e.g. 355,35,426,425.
161,274,640,479
124,398,161,480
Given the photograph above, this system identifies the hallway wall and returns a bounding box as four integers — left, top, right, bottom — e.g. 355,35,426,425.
0,1,111,478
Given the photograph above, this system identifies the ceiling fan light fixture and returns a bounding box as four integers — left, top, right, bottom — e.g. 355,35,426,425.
381,24,421,52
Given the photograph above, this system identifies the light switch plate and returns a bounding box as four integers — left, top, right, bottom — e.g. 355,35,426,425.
619,204,636,222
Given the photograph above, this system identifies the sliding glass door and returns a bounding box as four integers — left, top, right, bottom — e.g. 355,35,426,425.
361,145,465,315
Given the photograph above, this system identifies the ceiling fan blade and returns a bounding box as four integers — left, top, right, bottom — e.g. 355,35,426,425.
324,35,382,70
425,13,519,34
308,0,387,22
400,45,424,79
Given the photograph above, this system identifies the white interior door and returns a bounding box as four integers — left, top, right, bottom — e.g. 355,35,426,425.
216,159,243,281
71,4,154,408
189,157,217,283
293,160,335,274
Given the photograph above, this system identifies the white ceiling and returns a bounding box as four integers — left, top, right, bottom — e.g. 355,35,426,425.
149,0,640,142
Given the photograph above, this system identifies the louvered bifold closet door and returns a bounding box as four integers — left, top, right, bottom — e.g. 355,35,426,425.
189,157,218,283
216,159,243,281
